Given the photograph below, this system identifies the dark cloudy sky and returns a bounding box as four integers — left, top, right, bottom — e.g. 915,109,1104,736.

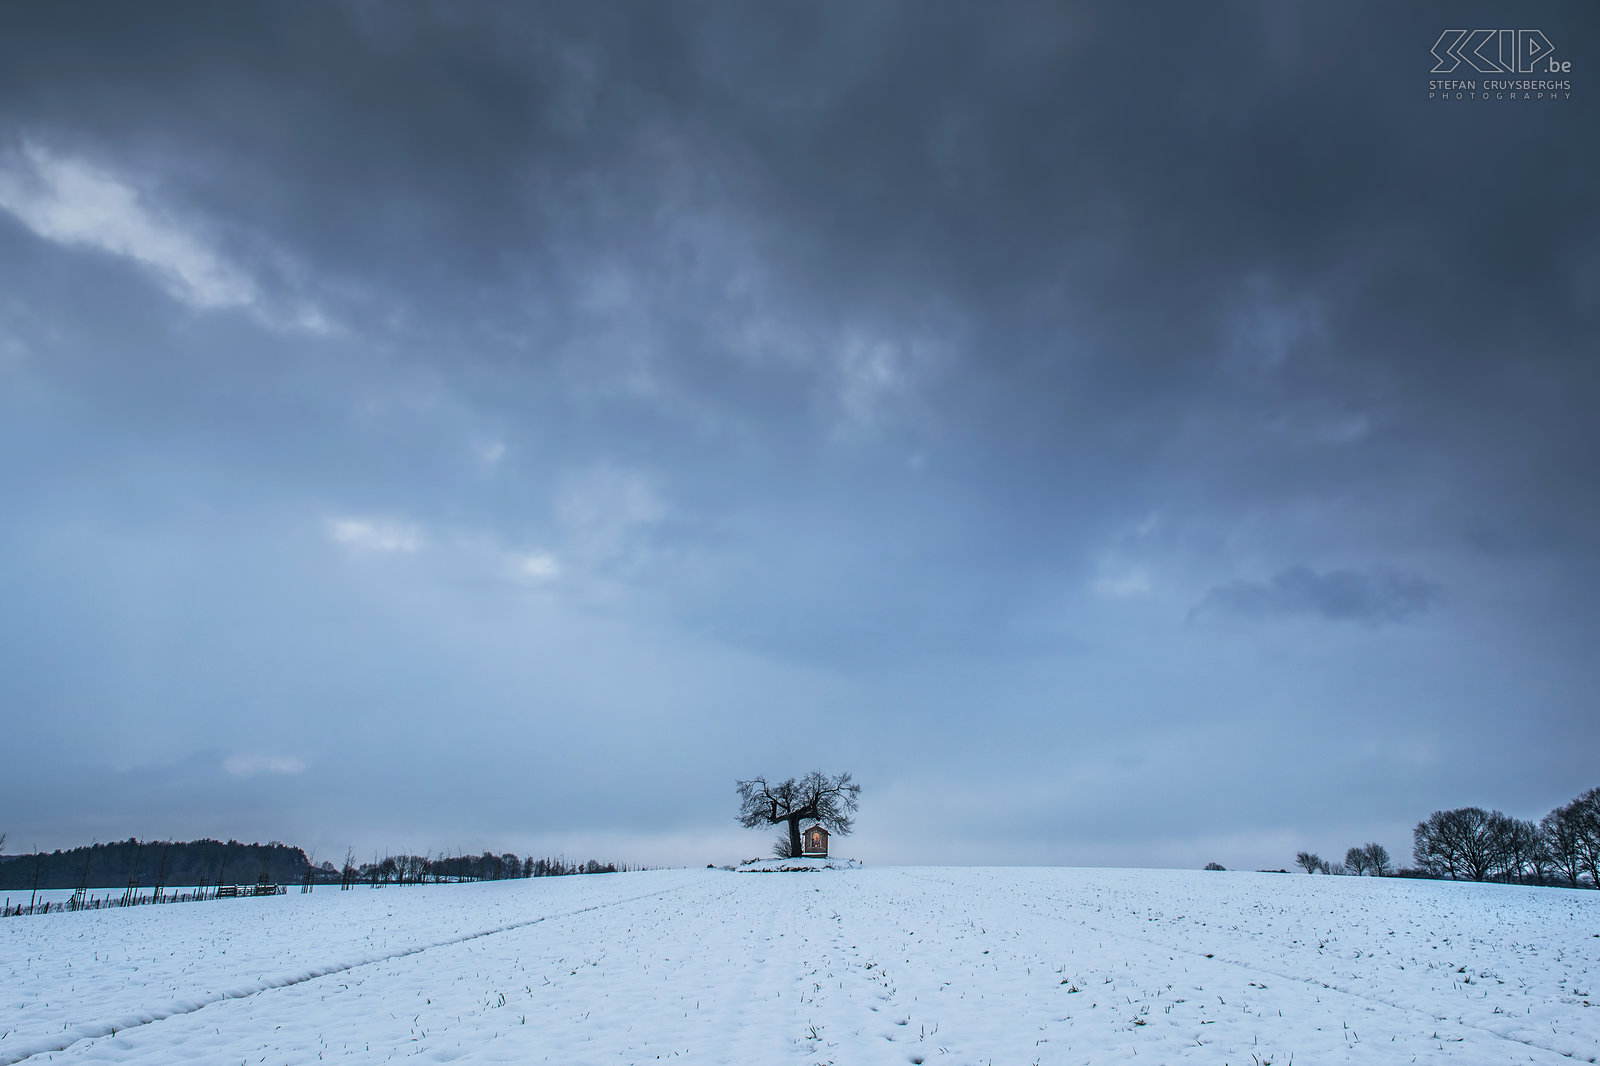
1,2,1595,870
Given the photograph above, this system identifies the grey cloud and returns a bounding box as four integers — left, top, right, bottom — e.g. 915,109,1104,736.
1192,565,1441,626
0,2,1596,870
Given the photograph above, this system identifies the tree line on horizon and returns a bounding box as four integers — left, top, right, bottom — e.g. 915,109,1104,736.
337,849,631,888
0,837,638,894
0,838,310,893
1292,841,1393,877
1291,785,1600,887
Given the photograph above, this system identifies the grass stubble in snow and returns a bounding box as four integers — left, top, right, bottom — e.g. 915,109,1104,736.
1,866,1596,1064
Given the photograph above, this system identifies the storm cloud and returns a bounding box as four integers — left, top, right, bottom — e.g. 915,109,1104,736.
0,2,1595,871
1192,566,1441,626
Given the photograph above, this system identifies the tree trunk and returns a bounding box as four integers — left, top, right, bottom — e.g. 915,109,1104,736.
787,816,803,858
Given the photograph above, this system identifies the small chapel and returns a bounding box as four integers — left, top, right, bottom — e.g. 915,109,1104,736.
801,824,829,858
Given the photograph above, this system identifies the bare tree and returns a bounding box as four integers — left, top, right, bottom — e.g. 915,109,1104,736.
1541,804,1585,887
1524,829,1555,886
1294,851,1322,874
1414,812,1451,878
737,771,861,858
1363,842,1391,876
1491,816,1540,884
1414,807,1499,881
1344,846,1371,876
1572,787,1600,887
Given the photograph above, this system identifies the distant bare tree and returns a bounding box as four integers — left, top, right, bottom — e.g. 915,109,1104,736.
1573,787,1600,887
1524,829,1555,886
1413,812,1453,878
1541,804,1585,887
1294,851,1322,874
737,771,861,858
1344,846,1370,876
1491,816,1540,884
1414,807,1499,881
1363,842,1391,876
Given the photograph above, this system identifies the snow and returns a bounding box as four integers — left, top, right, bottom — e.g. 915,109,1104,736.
734,857,862,873
2,866,1596,1064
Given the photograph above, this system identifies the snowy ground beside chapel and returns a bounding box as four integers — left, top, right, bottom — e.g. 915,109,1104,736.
2,866,1596,1065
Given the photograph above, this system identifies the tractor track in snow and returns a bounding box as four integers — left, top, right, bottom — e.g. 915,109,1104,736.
0,880,708,1066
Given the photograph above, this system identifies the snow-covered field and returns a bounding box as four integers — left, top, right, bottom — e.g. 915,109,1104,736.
2,866,1595,1064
